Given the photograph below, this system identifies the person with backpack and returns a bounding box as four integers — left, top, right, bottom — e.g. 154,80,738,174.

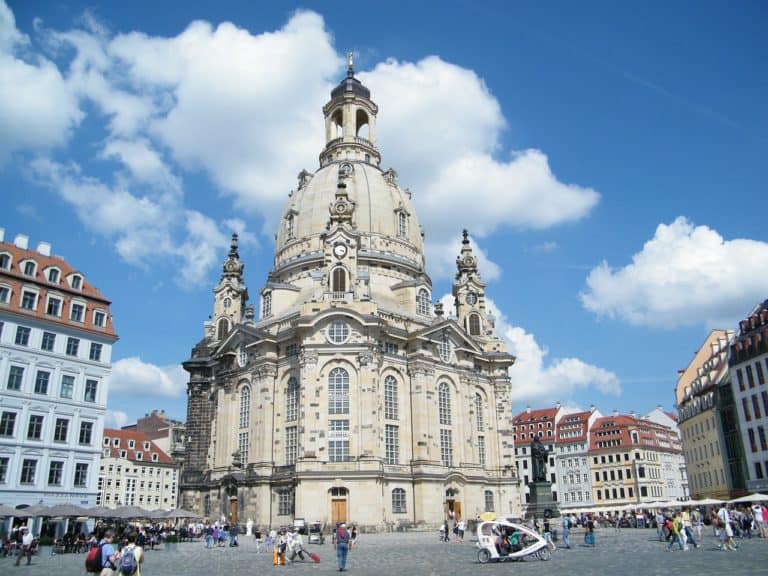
334,522,351,571
118,531,143,576
97,530,120,576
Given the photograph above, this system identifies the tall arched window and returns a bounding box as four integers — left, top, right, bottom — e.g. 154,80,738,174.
475,393,484,432
286,377,299,422
398,212,408,237
416,289,430,316
286,214,295,239
392,488,407,513
217,318,229,340
384,375,398,420
328,367,349,414
239,386,250,428
332,267,346,293
262,292,272,318
439,382,451,425
468,314,481,336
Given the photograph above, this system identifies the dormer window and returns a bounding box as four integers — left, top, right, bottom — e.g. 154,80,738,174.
20,289,38,311
0,253,10,270
128,439,135,449
151,453,158,462
47,268,60,284
104,438,110,446
136,452,143,460
93,310,106,328
70,302,85,322
143,442,150,450
22,261,36,277
113,438,120,447
120,450,127,458
70,275,83,290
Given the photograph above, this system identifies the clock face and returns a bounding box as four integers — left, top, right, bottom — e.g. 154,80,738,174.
466,292,477,305
333,243,348,258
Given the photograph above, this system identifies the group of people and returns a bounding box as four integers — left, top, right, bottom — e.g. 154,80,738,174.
439,519,466,542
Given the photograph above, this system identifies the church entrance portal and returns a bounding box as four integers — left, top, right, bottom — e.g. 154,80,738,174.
330,487,348,524
445,488,461,520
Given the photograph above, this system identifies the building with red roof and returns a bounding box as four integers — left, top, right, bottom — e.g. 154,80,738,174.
554,407,601,510
98,428,179,509
0,229,118,511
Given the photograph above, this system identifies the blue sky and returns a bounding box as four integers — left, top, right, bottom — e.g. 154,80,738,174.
2,1,766,428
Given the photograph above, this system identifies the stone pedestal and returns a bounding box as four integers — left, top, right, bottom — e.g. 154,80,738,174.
526,481,559,520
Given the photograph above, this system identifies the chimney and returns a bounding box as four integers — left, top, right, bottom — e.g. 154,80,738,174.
0,228,4,242
14,234,29,250
526,405,531,414
590,404,596,413
36,242,51,256
612,409,619,417
555,402,561,410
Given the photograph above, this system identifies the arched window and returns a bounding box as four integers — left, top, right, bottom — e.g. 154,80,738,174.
332,267,346,293
468,314,481,336
416,289,430,316
475,393,484,432
262,292,272,318
484,490,494,512
286,214,295,239
356,109,369,139
437,333,452,362
384,375,398,420
217,318,229,340
23,260,36,277
328,367,349,414
398,212,407,237
0,253,10,270
439,382,451,425
392,488,407,513
239,386,250,429
286,377,299,422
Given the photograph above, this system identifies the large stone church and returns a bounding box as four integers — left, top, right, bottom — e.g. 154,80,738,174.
180,60,521,529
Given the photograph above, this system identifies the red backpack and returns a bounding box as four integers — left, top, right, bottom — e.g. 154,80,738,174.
85,543,104,573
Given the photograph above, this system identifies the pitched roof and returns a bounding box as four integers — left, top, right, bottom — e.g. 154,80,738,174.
102,428,175,465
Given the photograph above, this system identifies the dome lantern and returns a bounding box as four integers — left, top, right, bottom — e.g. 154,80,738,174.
320,52,381,167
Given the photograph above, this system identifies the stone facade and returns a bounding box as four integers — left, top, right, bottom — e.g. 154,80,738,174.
180,63,520,530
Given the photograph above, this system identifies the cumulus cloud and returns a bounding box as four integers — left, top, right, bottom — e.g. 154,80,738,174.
110,357,187,397
580,216,768,328
0,3,83,162
363,56,599,275
440,293,622,404
105,409,130,429
2,4,599,284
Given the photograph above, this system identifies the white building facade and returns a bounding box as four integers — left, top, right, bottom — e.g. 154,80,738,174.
97,429,179,510
0,230,117,510
729,300,768,492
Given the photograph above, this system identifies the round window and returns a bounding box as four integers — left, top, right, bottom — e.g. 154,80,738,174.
327,320,350,344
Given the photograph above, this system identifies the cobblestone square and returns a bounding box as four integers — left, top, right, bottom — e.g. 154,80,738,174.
4,527,768,576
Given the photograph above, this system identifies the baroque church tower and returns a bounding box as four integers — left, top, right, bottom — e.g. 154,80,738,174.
181,57,520,528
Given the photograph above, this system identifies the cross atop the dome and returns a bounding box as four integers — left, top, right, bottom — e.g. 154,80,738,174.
347,51,354,77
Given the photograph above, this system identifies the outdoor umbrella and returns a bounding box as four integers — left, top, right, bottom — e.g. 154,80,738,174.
114,506,151,519
163,508,200,519
44,503,91,518
84,506,119,519
689,498,724,507
12,504,49,517
729,493,768,504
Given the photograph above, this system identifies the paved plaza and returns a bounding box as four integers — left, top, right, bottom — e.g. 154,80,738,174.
3,527,768,576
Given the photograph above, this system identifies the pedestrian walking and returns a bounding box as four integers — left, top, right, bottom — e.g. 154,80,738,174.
98,529,120,576
14,528,34,566
584,517,595,547
561,515,571,549
334,522,351,571
119,531,143,576
666,515,685,551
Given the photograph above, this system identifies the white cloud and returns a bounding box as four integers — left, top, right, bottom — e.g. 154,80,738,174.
440,293,622,404
110,357,187,398
2,5,600,285
105,409,130,429
363,57,600,268
580,216,768,328
0,4,83,162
